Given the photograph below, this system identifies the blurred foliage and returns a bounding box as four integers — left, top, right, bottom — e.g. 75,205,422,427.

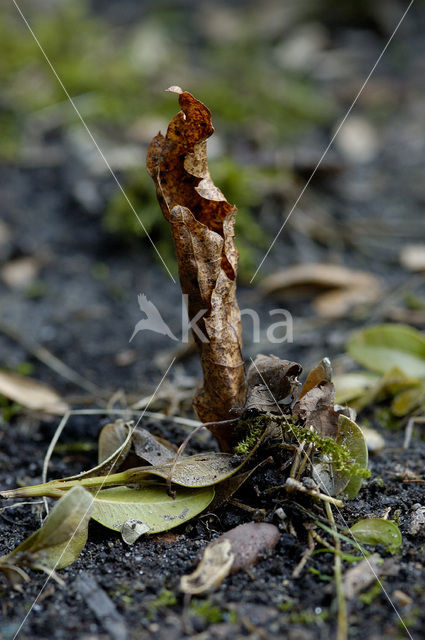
1,0,337,270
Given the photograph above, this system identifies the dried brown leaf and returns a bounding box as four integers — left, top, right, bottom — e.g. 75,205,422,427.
260,263,381,318
147,88,246,428
293,360,339,437
0,368,68,415
180,522,280,594
244,355,302,414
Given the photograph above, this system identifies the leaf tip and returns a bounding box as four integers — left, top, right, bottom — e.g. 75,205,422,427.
166,85,183,95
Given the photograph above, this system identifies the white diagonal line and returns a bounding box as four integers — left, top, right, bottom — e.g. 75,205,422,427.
250,0,414,283
12,357,176,640
248,357,414,640
11,0,176,284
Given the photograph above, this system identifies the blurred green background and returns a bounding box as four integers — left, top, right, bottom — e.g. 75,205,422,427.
0,0,345,276
0,0,416,278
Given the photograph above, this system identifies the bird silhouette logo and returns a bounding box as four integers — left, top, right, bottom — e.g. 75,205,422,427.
129,294,178,342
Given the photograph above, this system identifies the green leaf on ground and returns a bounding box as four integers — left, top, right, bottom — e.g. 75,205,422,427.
333,372,380,405
0,486,93,585
91,485,214,533
336,415,369,499
350,518,402,553
347,324,425,378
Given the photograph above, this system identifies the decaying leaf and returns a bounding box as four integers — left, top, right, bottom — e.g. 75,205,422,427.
293,375,339,438
0,368,68,415
98,419,176,467
347,324,425,378
350,518,402,554
244,355,302,414
147,87,246,427
180,522,280,594
260,263,381,318
120,519,150,545
311,412,369,498
1,452,248,499
90,485,214,535
298,357,332,400
180,539,234,595
65,421,133,481
335,415,368,499
0,486,93,587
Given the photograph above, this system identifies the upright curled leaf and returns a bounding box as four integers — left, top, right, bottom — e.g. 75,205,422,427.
147,87,246,428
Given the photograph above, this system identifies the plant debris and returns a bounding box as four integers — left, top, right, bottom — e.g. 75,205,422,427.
147,86,246,425
180,522,280,594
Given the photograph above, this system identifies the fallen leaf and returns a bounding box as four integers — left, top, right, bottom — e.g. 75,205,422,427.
311,413,369,499
298,358,332,399
243,355,302,414
293,379,339,437
333,372,380,405
260,263,381,318
336,415,368,499
147,87,246,428
347,324,425,378
120,519,151,545
98,419,175,467
391,382,425,417
350,518,402,554
66,421,133,481
180,539,234,595
0,452,247,499
0,486,93,586
0,368,69,415
180,522,280,594
91,485,214,534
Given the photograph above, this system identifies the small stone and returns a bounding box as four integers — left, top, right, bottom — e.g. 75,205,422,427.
409,505,425,536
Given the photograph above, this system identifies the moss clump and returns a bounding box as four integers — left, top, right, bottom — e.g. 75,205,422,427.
148,588,178,615
235,414,370,480
189,599,234,624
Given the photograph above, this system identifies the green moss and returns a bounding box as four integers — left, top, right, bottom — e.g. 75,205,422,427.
286,608,329,625
237,415,370,480
234,420,265,454
359,580,382,605
146,588,178,618
189,599,226,624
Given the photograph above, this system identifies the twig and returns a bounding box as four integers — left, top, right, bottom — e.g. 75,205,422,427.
293,529,315,578
325,502,347,640
404,416,425,449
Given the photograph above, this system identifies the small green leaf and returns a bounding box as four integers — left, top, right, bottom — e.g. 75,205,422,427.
391,382,425,417
350,518,402,553
333,373,379,405
91,485,214,533
347,324,425,378
336,415,368,499
0,486,93,585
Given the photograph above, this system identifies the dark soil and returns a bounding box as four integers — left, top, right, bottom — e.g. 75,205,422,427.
1,2,425,639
